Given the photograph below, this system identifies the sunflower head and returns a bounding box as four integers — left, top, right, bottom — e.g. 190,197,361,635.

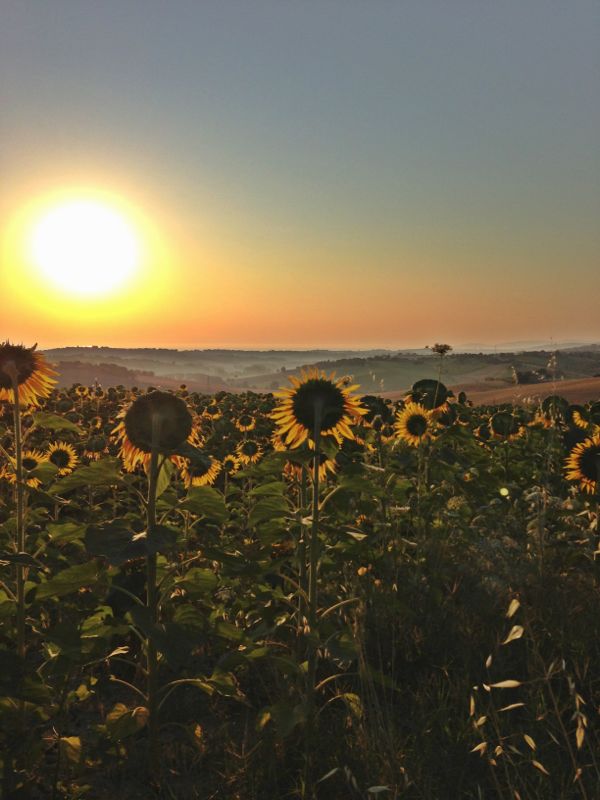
113,390,196,472
565,434,600,495
272,369,366,449
394,402,433,447
490,411,522,439
236,439,263,465
124,391,193,453
222,454,241,475
235,413,256,433
0,342,57,406
5,448,49,488
47,441,79,476
177,455,222,488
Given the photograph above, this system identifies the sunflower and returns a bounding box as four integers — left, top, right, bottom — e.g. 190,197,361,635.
565,434,600,495
46,441,79,475
284,451,337,483
113,390,195,472
236,439,263,465
0,342,57,406
83,435,108,462
394,402,434,447
222,453,241,475
176,455,222,488
5,448,49,488
272,368,366,449
203,402,222,421
570,406,590,431
235,413,256,433
490,411,523,440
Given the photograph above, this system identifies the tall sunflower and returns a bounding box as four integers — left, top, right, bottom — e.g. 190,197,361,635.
0,342,57,406
46,441,79,475
394,402,434,447
272,368,366,448
113,390,196,472
565,434,600,495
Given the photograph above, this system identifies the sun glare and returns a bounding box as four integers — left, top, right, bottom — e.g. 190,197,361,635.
29,199,140,297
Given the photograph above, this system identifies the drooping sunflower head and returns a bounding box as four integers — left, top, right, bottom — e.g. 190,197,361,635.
490,411,523,440
565,434,600,495
394,402,433,447
235,439,263,465
113,390,194,471
272,369,366,449
177,455,222,488
0,342,57,407
46,441,79,476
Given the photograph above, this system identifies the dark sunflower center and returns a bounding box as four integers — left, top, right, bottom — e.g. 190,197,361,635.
50,450,70,468
292,379,346,433
578,445,600,482
188,461,210,478
239,415,252,426
23,457,38,471
406,414,428,437
0,344,36,390
125,391,192,453
242,441,259,456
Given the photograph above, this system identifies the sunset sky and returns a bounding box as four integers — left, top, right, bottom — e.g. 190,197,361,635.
1,1,599,350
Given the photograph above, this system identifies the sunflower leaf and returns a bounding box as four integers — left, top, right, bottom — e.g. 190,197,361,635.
31,412,83,434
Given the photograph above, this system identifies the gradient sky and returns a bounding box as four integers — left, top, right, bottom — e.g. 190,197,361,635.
1,1,599,349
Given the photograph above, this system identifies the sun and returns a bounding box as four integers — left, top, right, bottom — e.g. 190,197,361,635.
29,199,140,297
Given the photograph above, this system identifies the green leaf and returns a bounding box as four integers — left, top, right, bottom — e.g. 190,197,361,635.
249,496,288,527
248,481,286,497
31,461,59,483
59,736,82,764
47,521,87,545
85,520,144,565
106,703,149,741
0,551,40,568
51,458,121,494
136,524,180,555
31,411,83,433
181,486,228,523
35,560,100,600
153,458,174,499
172,604,205,631
214,618,245,642
260,701,305,738
178,567,218,597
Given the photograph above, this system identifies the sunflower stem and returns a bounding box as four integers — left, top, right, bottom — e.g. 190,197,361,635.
303,403,322,799
146,416,161,785
10,377,26,663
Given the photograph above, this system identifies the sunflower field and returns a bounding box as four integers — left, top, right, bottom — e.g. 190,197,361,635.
1,344,600,799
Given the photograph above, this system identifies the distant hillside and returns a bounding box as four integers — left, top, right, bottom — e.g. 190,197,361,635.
43,345,600,396
53,361,228,392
